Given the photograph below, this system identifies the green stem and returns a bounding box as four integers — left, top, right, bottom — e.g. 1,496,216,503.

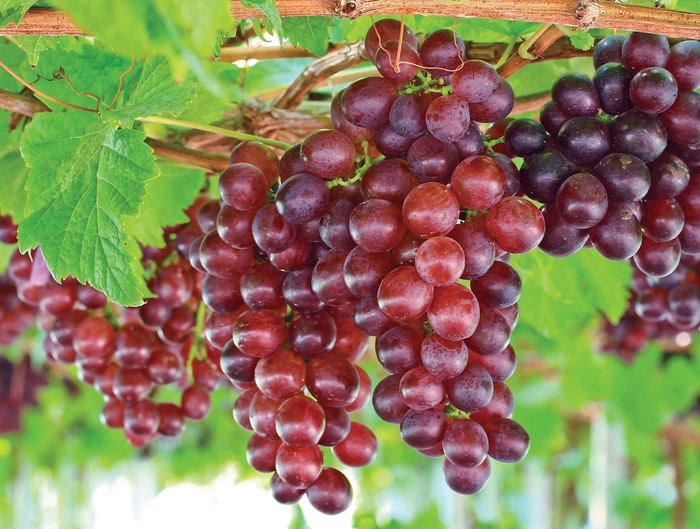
187,302,208,382
495,36,518,69
136,115,292,151
518,23,552,60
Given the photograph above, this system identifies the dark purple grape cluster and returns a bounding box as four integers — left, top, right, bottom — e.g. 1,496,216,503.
506,32,700,279
600,253,700,361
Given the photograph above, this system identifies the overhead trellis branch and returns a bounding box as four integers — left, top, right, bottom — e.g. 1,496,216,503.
2,1,700,39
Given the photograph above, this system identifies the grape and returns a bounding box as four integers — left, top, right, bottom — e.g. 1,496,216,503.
414,236,465,287
375,39,420,84
442,419,489,468
555,173,609,229
504,119,546,157
469,345,516,383
279,143,307,182
94,364,118,396
158,306,194,344
114,323,152,368
319,198,358,251
282,267,324,313
101,398,126,428
454,122,485,161
483,418,530,463
402,182,460,238
374,122,415,158
425,94,470,143
353,298,395,336
250,392,283,440
486,197,545,254
647,153,690,199
465,304,511,356
154,263,193,307
391,230,423,266
551,72,600,117
229,140,280,186
204,310,241,350
519,150,578,204
589,203,643,261
452,60,499,103
406,134,459,184
622,32,670,74
240,261,286,310
388,93,428,139
191,359,219,393
400,366,445,410
419,29,465,79
592,62,633,116
539,101,568,136
124,400,160,436
470,261,522,309
629,67,678,115
633,236,681,278
451,155,506,211
199,231,254,279
220,341,258,384
254,347,306,400
331,90,374,144
329,318,368,362
377,266,434,323
420,333,468,379
668,283,700,319
443,458,491,495
594,34,626,69
469,76,514,123
318,405,351,446
270,473,305,505
146,347,182,385
427,283,480,341
306,353,360,408
305,467,352,515
219,163,267,211
113,368,152,403
269,235,312,272
449,217,496,280
365,19,418,64
247,434,282,473
635,287,669,322
557,116,611,167
641,198,685,242
301,129,356,180
275,173,330,225
349,199,406,252
332,422,378,467
372,374,409,424
73,316,115,358
312,249,357,306
400,407,447,449
276,443,324,489
216,204,257,249
445,363,493,413
610,109,667,163
233,309,287,357
345,365,371,412
471,381,515,423
538,204,588,258
50,309,88,346
659,91,700,147
343,246,395,299
667,40,700,91
275,395,325,448
289,310,337,359
594,153,651,205
361,159,419,205
197,199,221,234
376,325,423,374
341,77,397,128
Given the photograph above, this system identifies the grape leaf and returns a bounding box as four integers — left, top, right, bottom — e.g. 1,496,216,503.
18,110,157,306
106,55,198,126
0,150,29,223
0,38,28,92
123,164,205,248
239,0,283,39
0,0,36,27
51,0,233,97
15,36,58,66
282,17,332,57
570,31,595,51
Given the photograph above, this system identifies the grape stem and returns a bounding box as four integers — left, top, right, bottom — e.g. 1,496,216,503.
186,302,208,382
444,404,469,420
136,116,292,151
327,142,385,188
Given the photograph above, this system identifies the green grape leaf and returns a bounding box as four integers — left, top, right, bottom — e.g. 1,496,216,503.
0,150,29,222
15,36,58,66
282,16,332,57
574,249,631,324
123,164,205,248
50,0,233,97
0,0,37,27
18,110,157,306
239,0,283,39
570,31,595,51
0,38,29,92
105,55,198,126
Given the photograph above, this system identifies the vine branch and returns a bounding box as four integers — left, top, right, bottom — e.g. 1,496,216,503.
4,2,700,39
498,25,565,79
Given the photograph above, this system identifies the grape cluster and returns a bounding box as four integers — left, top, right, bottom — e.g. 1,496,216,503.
23,215,222,447
502,32,700,277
